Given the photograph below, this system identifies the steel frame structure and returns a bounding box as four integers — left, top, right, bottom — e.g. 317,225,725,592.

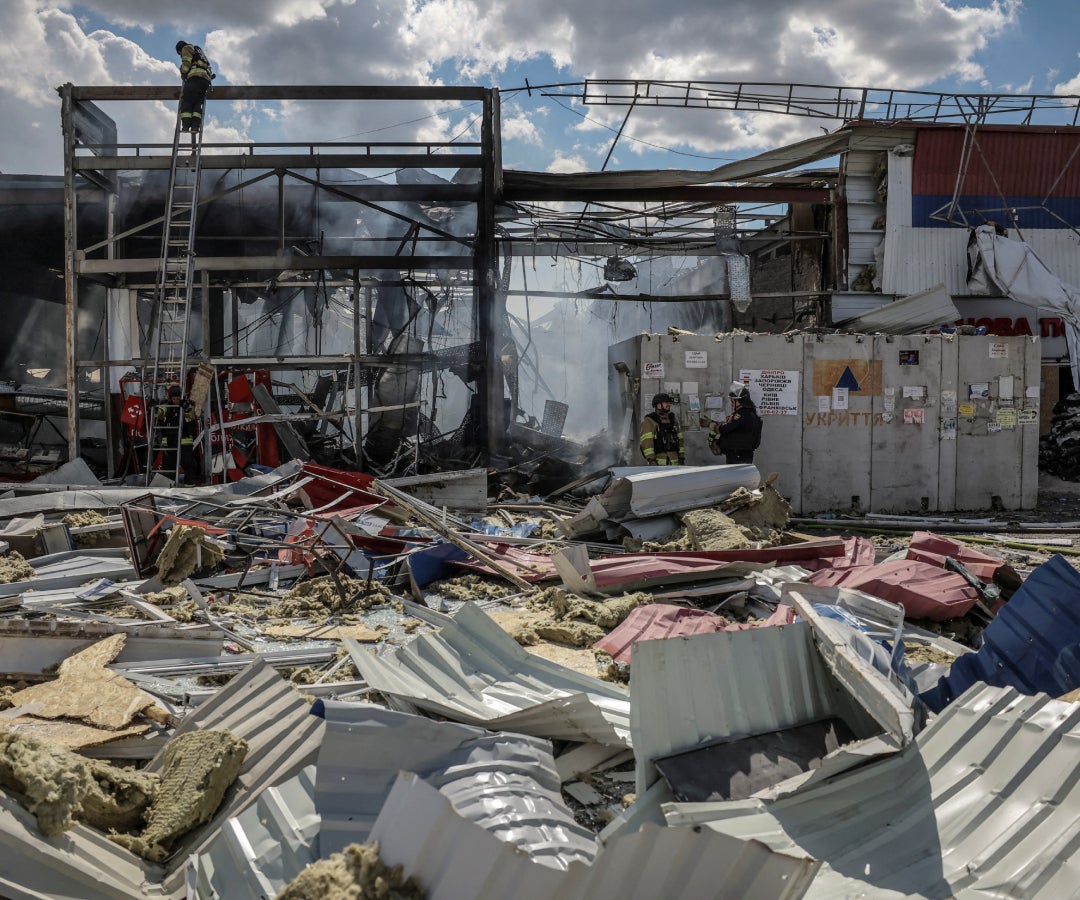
58,84,502,475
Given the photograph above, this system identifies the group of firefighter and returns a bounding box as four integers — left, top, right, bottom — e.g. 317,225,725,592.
638,382,762,467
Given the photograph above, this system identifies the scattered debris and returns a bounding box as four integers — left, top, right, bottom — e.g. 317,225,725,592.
0,458,1076,898
277,841,425,900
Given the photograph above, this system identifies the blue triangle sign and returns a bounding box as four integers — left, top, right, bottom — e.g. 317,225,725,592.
835,366,861,391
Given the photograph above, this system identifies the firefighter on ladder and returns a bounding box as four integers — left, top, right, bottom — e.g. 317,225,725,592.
175,40,215,133
154,385,202,484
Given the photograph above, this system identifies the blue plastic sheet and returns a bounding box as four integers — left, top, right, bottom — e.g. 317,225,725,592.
405,542,469,588
919,554,1080,712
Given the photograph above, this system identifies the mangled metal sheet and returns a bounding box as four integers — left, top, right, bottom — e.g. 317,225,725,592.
382,466,488,513
0,658,323,900
188,767,320,900
904,530,1009,581
0,619,224,678
784,590,917,744
311,702,598,866
920,553,1080,711
664,685,1080,899
595,603,797,664
554,544,768,595
346,602,632,746
368,772,821,900
807,558,980,621
0,549,136,598
559,465,762,536
833,283,959,333
628,622,890,800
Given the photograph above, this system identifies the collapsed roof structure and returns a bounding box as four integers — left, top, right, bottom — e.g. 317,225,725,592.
0,79,1074,492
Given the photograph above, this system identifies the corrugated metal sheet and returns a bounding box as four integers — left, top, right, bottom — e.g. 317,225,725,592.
0,619,223,676
598,465,761,519
0,550,135,599
189,767,320,900
905,530,1008,581
783,591,917,743
345,602,632,746
837,284,959,333
369,772,821,900
595,603,796,664
921,554,1080,711
311,702,598,867
913,127,1080,199
808,559,979,621
629,622,889,798
882,225,1080,295
0,658,323,900
664,684,1080,899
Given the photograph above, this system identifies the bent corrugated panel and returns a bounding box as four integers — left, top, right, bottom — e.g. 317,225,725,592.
905,530,1007,582
920,553,1080,711
807,559,979,621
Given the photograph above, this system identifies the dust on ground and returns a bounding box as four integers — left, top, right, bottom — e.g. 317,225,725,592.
112,729,247,862
277,841,425,900
0,551,35,585
156,524,226,584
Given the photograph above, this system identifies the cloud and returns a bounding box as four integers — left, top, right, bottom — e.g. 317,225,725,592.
0,0,1032,176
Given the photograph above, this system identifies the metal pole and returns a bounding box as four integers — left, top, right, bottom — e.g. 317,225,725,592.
476,88,502,460
352,269,361,463
60,84,80,463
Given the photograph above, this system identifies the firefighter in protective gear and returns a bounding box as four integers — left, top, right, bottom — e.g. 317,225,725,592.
155,385,202,483
175,40,215,133
639,392,685,466
700,381,762,464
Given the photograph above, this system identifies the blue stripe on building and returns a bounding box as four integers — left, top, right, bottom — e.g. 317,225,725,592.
912,195,1080,229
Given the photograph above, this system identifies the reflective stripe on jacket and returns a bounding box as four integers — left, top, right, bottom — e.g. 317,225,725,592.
180,45,214,81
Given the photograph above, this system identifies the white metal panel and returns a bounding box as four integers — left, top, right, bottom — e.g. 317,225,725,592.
870,334,943,511
801,334,874,512
629,623,883,798
886,225,1080,297
937,334,960,511
953,336,1031,510
370,772,821,900
345,603,632,746
732,334,806,512
312,703,598,866
662,685,1080,899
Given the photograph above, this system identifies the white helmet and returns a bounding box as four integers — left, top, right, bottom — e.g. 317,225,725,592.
728,380,747,398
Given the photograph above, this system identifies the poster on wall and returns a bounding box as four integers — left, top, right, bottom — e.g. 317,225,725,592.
739,369,800,415
643,361,665,379
684,350,708,369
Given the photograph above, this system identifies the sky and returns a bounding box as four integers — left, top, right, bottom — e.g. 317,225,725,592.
1,0,1078,178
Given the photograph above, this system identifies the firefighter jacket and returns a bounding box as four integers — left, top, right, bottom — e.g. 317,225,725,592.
706,403,761,460
639,410,684,465
179,44,214,82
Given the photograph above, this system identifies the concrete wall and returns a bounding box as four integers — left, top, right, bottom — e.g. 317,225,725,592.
609,332,1040,514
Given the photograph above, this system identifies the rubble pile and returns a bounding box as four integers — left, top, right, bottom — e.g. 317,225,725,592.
1040,392,1080,479
0,459,1076,898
